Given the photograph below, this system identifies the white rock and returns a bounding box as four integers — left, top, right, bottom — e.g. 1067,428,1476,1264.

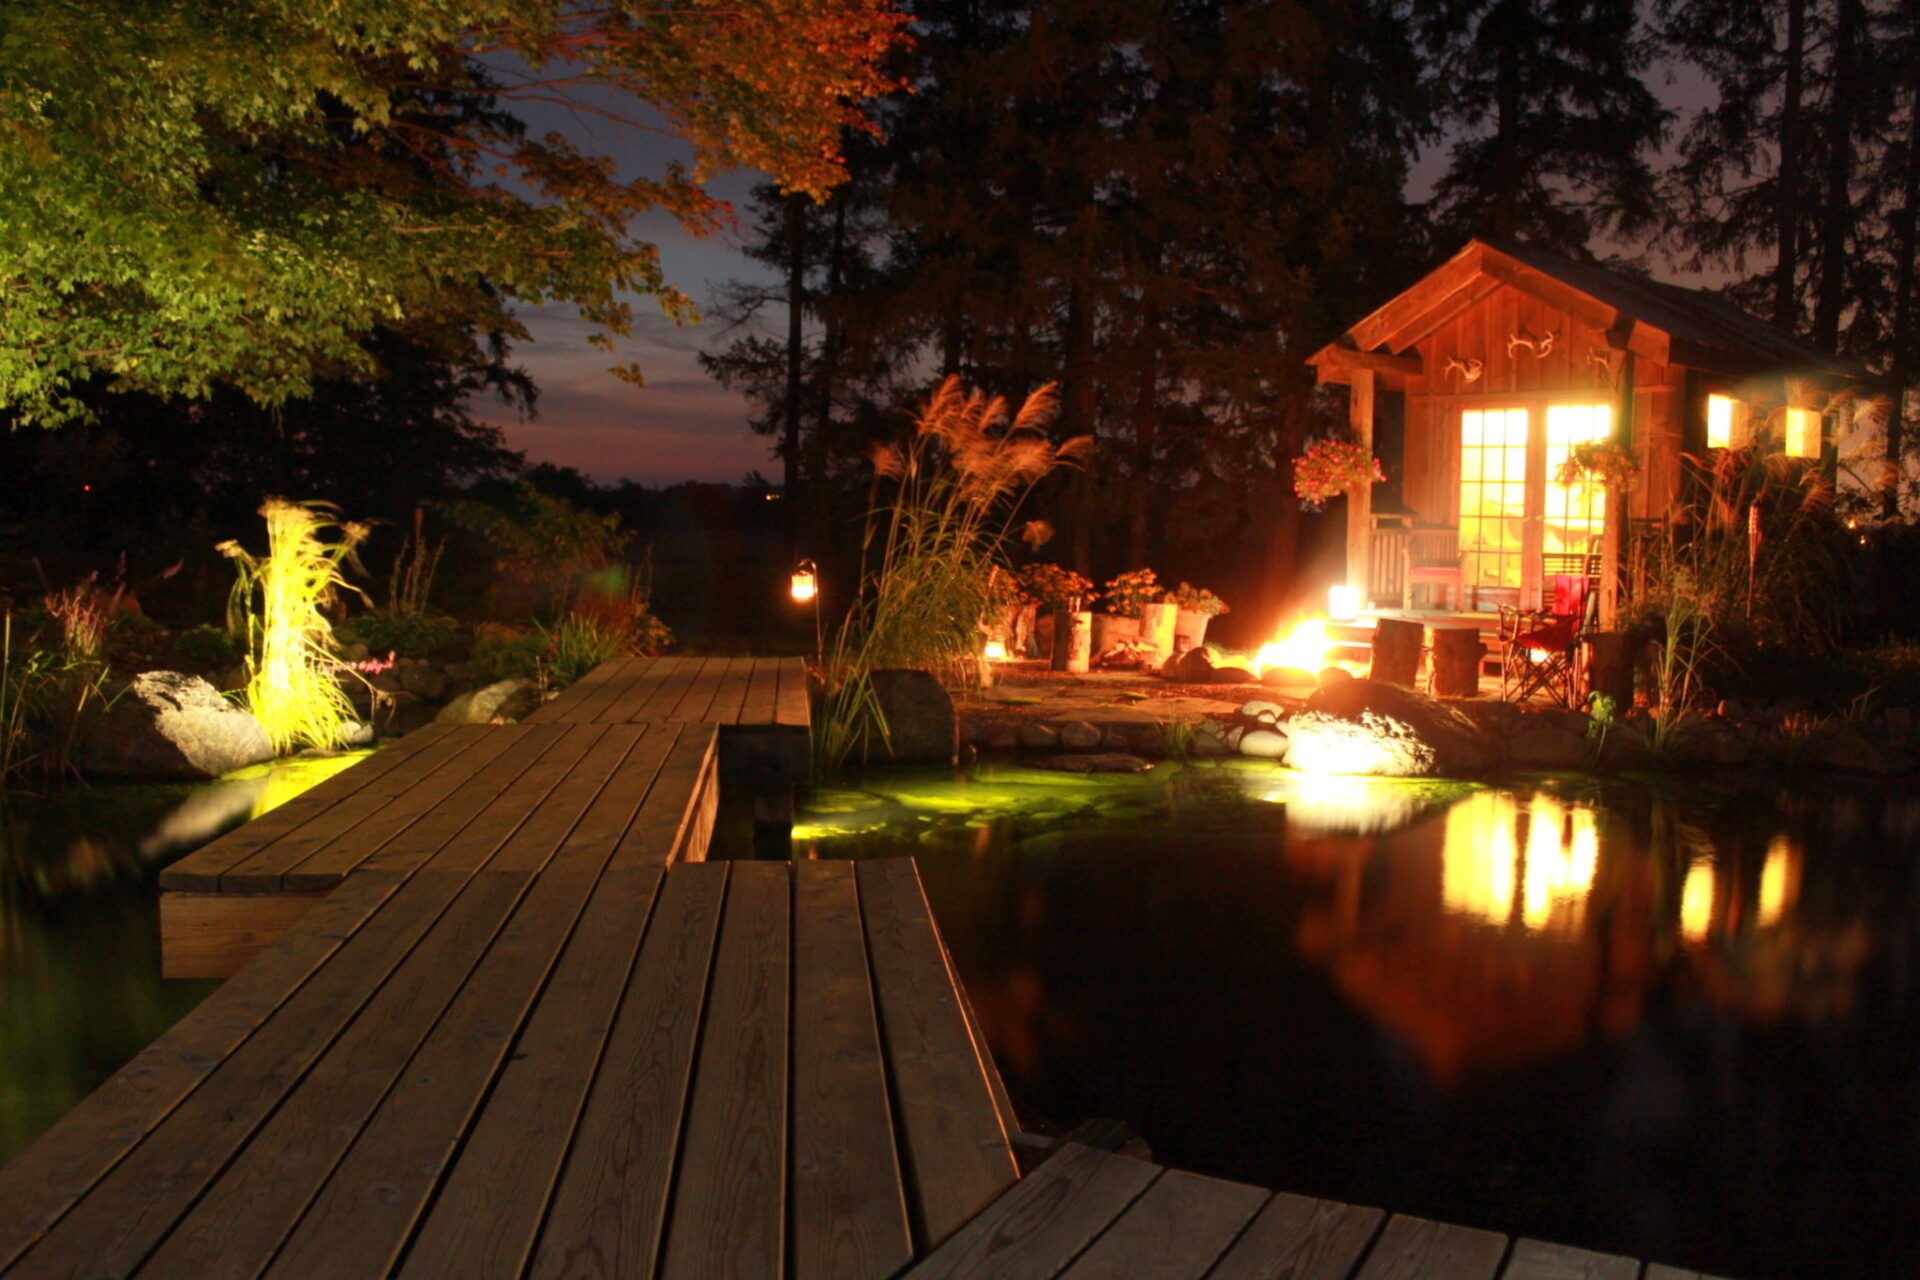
1239,728,1290,759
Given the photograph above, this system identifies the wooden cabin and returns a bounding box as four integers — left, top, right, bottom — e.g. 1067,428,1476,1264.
1308,239,1857,623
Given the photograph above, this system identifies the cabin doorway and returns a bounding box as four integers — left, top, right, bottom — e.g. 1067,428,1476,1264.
1457,403,1609,610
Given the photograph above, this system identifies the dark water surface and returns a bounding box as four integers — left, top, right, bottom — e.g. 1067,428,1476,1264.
795,761,1920,1280
0,755,365,1163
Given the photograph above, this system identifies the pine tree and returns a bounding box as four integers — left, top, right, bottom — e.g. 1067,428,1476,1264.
1419,0,1669,253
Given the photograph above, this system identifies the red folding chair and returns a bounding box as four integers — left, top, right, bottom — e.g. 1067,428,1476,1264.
1498,574,1592,706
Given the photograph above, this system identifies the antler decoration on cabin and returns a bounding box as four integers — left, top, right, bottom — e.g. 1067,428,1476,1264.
1441,355,1485,383
1587,347,1616,389
1506,326,1558,360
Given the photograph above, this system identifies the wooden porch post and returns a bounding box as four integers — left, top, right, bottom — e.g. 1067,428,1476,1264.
1602,355,1634,628
1347,369,1375,599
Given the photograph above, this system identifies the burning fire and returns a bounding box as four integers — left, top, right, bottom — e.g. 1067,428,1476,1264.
1253,616,1336,672
1251,614,1367,677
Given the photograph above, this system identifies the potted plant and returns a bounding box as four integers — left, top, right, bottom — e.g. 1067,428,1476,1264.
1292,437,1385,510
1017,562,1094,660
1094,567,1160,652
1170,582,1229,651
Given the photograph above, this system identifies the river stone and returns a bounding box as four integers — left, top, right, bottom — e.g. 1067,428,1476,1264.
1031,752,1154,773
1238,700,1285,725
1301,677,1491,775
397,659,452,702
970,720,1019,751
79,671,274,780
1018,721,1060,750
1210,666,1258,684
435,677,542,725
863,669,958,764
1239,728,1290,760
1057,720,1103,750
1191,721,1233,757
1284,709,1438,777
1161,647,1214,683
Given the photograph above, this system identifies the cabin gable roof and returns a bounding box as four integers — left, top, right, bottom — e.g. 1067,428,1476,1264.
1309,239,1859,384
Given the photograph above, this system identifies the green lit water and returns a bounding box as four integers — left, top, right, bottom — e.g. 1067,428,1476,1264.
0,754,366,1161
795,759,1920,1280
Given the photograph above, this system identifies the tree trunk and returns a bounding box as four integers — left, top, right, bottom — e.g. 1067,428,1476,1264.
1431,627,1486,697
1811,0,1862,352
1062,268,1098,576
781,194,807,514
1773,0,1807,330
1887,0,1920,517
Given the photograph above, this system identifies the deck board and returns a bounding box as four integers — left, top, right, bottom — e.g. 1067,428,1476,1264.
155,723,455,892
658,860,791,1279
242,722,520,891
1058,1168,1267,1279
259,728,662,1280
1206,1191,1386,1280
528,861,729,1280
1501,1239,1640,1279
900,1142,1159,1279
861,857,1019,1248
1353,1215,1510,1280
791,860,913,1280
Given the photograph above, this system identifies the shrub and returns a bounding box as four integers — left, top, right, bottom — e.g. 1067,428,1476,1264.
467,625,547,683
1017,562,1094,611
339,610,463,660
174,623,246,673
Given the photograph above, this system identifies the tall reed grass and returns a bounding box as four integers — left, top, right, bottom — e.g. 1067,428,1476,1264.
820,377,1089,772
220,500,370,754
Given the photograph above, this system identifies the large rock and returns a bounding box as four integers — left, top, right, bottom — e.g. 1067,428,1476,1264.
435,677,542,725
1291,678,1493,777
864,669,958,765
1505,715,1589,770
1161,647,1214,683
80,671,274,780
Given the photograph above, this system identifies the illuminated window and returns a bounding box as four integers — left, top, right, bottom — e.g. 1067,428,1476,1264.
1543,404,1611,561
1706,394,1747,449
1458,408,1530,597
1785,406,1822,458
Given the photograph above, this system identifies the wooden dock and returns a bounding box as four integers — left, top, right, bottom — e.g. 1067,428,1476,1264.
158,655,809,978
4,654,1733,1279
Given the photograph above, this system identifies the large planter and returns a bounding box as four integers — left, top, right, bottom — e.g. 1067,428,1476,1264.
1173,608,1213,653
1138,602,1179,663
1089,613,1141,654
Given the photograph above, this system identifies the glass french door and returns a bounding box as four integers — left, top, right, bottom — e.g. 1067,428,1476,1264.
1458,404,1611,608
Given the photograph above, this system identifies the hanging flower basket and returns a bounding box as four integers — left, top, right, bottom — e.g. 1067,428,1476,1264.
1293,438,1385,507
1554,439,1640,491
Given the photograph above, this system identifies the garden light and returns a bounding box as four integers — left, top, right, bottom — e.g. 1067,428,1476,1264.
790,560,818,602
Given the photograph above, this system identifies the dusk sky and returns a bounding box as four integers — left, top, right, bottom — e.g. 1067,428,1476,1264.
481,178,786,487
485,63,1710,489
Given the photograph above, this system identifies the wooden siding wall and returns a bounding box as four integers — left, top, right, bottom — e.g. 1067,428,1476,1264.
1398,283,1682,527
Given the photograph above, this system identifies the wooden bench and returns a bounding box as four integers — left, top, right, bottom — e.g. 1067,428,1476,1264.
2,847,1016,1276
909,1140,1728,1280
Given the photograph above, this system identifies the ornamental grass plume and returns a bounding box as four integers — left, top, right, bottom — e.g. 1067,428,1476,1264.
821,377,1090,771
219,500,370,754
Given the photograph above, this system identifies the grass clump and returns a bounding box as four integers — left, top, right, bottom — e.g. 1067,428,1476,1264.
821,377,1089,772
220,499,370,755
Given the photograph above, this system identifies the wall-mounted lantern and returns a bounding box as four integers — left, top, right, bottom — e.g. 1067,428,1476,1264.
1784,406,1822,459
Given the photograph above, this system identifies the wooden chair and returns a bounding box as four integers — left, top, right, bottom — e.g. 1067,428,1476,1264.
1403,525,1465,612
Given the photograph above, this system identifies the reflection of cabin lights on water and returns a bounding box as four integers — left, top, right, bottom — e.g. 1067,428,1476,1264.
1680,861,1716,941
1759,834,1800,927
1441,791,1597,930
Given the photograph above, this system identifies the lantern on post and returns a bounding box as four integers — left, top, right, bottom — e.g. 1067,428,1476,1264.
790,559,821,662
790,560,818,601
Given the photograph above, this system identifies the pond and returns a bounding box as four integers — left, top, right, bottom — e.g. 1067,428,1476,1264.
0,754,365,1164
794,760,1920,1280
